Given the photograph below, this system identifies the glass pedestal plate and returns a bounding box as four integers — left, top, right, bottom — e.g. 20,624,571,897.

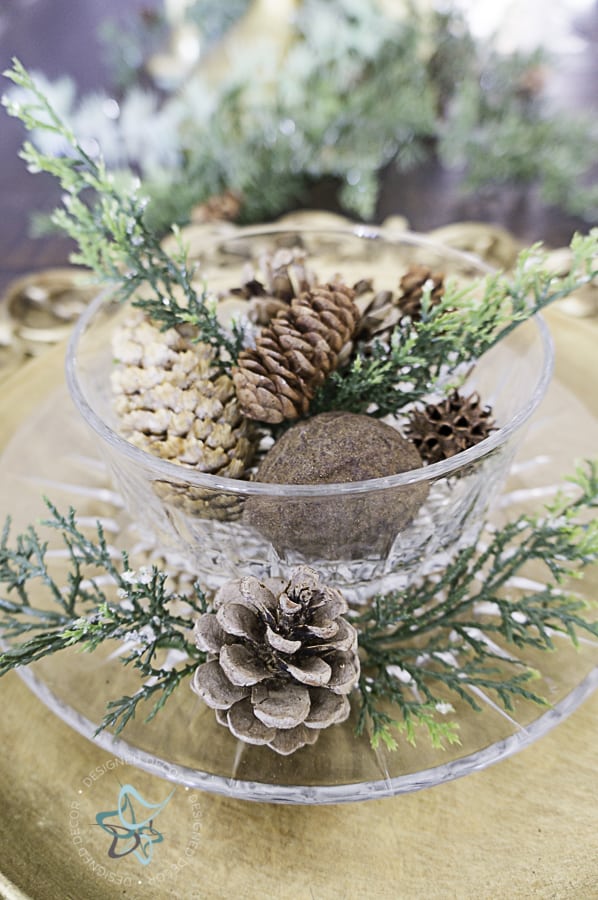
1,362,597,803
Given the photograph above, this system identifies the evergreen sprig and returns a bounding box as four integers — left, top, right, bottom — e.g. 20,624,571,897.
354,460,598,749
0,500,206,734
2,59,242,366
439,49,598,220
1,464,597,749
3,61,597,419
314,231,598,417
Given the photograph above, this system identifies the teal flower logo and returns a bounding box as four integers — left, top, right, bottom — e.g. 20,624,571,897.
95,784,174,865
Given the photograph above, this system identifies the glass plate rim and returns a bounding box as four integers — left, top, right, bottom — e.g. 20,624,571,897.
13,661,598,805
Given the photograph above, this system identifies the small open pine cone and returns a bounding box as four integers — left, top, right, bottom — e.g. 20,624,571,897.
351,278,399,348
191,566,360,755
231,247,316,324
405,390,495,464
397,264,445,321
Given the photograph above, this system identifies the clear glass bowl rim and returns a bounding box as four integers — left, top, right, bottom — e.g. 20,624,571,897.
65,225,555,498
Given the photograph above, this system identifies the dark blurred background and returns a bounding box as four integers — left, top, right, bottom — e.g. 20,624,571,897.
1,0,597,295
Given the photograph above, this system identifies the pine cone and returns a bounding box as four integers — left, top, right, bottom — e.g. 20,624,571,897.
232,283,359,423
352,278,400,347
406,390,495,464
397,264,445,321
225,247,316,327
111,311,255,519
191,189,243,224
191,566,359,755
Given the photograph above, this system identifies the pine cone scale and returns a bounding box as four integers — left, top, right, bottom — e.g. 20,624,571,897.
220,643,270,686
266,624,301,654
227,698,276,745
305,689,350,728
191,659,249,709
284,656,332,687
251,681,311,729
216,602,262,641
194,614,226,653
327,651,361,694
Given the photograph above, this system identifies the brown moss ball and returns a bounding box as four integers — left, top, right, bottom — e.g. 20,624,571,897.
244,411,428,559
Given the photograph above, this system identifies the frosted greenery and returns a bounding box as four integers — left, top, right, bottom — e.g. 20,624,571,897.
4,1,597,232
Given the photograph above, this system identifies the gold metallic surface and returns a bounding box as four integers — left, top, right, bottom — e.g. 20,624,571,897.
1,223,597,898
1,312,598,897
0,267,96,366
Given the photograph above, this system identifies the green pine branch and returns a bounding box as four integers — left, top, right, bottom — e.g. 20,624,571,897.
99,660,200,736
354,460,598,749
1,464,597,749
4,61,597,419
2,59,242,366
314,231,598,417
0,500,207,732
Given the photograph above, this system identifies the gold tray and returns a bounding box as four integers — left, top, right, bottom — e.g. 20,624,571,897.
1,306,598,898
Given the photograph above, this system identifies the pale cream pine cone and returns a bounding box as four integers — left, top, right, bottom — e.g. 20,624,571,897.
191,566,360,755
111,310,255,519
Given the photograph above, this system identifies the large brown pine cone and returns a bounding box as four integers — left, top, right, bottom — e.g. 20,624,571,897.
191,566,360,755
232,283,359,423
111,311,255,519
405,390,495,464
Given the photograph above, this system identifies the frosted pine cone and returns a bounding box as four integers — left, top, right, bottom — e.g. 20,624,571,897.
233,283,359,423
111,311,255,519
191,566,360,755
406,390,495,464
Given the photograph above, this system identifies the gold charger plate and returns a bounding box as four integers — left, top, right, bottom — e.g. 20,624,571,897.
1,308,598,898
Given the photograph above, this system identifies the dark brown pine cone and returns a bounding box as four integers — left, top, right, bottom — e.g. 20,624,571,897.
405,390,495,464
191,566,360,755
191,189,243,223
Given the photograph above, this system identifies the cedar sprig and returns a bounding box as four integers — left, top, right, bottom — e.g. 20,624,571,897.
354,460,598,749
0,500,207,733
315,232,598,417
2,59,243,366
4,61,597,410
